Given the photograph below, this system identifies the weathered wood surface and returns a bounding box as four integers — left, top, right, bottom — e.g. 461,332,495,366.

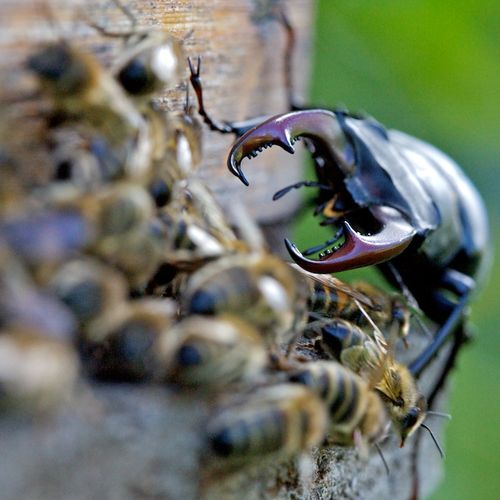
0,1,448,499
0,0,312,223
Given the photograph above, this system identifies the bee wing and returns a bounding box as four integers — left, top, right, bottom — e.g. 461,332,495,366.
289,264,377,310
353,298,388,354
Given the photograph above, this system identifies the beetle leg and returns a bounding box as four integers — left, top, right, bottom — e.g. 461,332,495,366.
285,206,416,273
188,57,269,138
409,270,474,377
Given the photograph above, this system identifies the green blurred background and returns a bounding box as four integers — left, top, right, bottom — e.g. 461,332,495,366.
293,1,499,498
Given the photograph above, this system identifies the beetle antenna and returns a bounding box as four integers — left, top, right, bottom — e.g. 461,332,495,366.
421,423,445,459
272,180,333,201
375,443,390,476
426,410,452,420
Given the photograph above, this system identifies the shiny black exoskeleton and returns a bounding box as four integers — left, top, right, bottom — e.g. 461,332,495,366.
187,12,491,387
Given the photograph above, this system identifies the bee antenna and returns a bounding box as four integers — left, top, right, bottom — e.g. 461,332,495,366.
420,423,445,459
375,443,390,476
426,410,452,420
110,0,138,29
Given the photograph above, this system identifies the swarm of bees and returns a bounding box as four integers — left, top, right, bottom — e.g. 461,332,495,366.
0,2,475,495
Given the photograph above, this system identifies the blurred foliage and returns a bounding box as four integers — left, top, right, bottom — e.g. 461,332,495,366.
293,1,499,498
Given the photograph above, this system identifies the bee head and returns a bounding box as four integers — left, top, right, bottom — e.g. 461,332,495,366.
398,394,427,447
118,58,157,96
27,44,90,95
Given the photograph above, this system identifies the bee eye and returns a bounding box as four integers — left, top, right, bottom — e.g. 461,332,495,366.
176,345,202,367
54,160,74,180
188,290,216,315
28,45,88,93
149,178,171,207
209,428,234,457
403,407,420,429
118,60,154,95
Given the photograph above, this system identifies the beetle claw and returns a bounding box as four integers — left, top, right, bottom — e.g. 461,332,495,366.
285,207,417,273
227,109,347,186
227,112,311,185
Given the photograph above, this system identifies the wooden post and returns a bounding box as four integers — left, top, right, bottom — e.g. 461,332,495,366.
0,2,447,499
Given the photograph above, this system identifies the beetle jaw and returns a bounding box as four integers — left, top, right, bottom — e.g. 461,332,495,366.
227,110,340,185
228,120,296,186
286,207,417,273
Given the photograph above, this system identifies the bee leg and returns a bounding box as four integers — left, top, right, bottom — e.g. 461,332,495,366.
85,0,138,38
408,269,474,378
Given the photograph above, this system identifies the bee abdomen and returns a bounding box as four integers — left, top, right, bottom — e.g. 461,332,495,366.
288,362,367,435
206,384,327,461
186,267,257,316
308,282,359,319
320,319,366,358
209,407,286,458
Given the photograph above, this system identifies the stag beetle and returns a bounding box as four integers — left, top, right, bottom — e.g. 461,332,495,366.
188,20,491,383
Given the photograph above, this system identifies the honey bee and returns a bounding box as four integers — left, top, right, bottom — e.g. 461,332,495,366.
89,0,185,105
158,180,245,271
205,383,327,462
182,252,309,352
27,42,153,181
112,31,184,104
297,266,410,344
42,181,155,237
287,360,389,451
49,258,128,336
0,328,79,413
317,317,426,447
48,128,121,189
0,206,93,270
93,3,199,188
97,14,242,276
106,24,237,273
93,218,168,292
80,297,176,382
157,314,267,390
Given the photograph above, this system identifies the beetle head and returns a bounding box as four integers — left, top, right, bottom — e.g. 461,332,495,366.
227,110,417,273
